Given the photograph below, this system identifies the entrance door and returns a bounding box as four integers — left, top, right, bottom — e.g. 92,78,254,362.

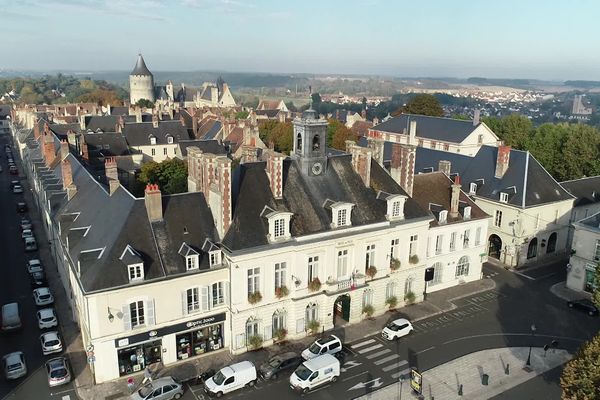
488,235,502,259
333,295,351,326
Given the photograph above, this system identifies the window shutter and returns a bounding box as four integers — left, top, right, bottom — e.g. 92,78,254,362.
146,299,155,326
224,282,230,305
235,334,245,350
296,318,305,334
264,325,272,341
123,304,131,331
201,286,210,311
182,291,187,316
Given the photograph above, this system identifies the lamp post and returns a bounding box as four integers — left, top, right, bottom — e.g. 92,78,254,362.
526,324,536,366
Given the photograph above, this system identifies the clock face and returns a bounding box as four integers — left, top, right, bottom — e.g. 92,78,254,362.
312,162,323,175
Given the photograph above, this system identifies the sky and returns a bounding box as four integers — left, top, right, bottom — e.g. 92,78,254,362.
1,0,600,80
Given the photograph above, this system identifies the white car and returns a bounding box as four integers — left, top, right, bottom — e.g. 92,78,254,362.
12,184,23,194
301,335,342,360
37,308,58,329
3,351,27,380
21,229,34,240
33,288,54,306
40,331,63,355
26,259,43,274
381,318,414,340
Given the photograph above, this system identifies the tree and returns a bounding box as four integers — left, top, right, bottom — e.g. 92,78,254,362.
135,99,154,109
235,111,249,120
561,332,600,399
482,114,533,149
258,120,279,143
77,89,122,106
328,119,357,150
593,264,600,311
285,101,297,112
395,94,444,117
270,121,293,154
137,159,187,195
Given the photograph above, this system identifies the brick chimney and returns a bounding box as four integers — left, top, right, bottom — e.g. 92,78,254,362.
438,160,451,176
266,150,284,199
348,141,372,187
409,119,418,145
495,145,511,178
116,116,124,133
43,132,56,167
390,143,416,197
60,140,69,160
135,107,142,123
80,140,89,161
105,157,119,195
367,136,384,166
61,159,73,189
144,184,163,222
473,109,481,126
152,114,159,128
449,175,462,218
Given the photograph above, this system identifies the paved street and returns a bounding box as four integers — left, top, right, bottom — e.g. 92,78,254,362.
0,135,77,400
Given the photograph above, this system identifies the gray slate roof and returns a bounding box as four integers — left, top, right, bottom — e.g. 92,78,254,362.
83,132,131,157
373,114,479,143
123,121,191,146
85,115,135,132
560,176,600,207
131,54,152,76
178,140,228,158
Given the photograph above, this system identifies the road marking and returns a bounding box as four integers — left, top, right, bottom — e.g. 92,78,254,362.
61,396,70,400
348,377,383,391
357,344,383,354
342,371,369,382
416,346,435,354
351,339,376,349
382,360,408,372
187,383,204,400
374,354,400,365
341,360,362,372
391,368,411,379
365,349,391,359
50,388,76,396
443,333,587,345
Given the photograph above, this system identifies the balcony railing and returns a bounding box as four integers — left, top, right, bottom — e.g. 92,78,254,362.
325,274,366,294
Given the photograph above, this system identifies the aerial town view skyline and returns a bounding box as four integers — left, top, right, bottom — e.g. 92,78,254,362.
0,1,599,400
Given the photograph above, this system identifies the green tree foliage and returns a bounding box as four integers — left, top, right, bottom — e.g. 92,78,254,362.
593,264,600,311
135,99,154,109
78,89,123,106
235,111,249,120
327,119,357,151
395,94,444,117
561,332,600,399
259,120,293,154
137,158,187,195
483,114,533,149
285,101,297,112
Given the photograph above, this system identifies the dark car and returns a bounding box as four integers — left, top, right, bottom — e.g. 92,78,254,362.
30,271,48,288
16,202,28,213
259,352,302,380
568,299,599,316
9,166,18,175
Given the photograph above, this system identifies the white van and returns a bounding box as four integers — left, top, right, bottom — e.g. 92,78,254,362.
1,303,22,332
204,361,257,398
289,354,340,393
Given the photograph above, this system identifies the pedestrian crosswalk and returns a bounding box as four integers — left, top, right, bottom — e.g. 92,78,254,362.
347,338,411,380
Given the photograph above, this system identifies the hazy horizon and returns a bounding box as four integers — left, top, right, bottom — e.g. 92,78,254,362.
3,0,600,81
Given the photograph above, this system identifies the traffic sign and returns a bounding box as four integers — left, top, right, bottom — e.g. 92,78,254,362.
87,356,96,363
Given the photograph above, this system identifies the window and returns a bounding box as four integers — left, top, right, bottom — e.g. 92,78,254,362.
337,249,349,278
499,192,508,203
477,134,483,144
209,251,220,267
212,282,225,307
246,318,259,342
151,148,156,156
247,267,260,295
443,144,449,151
463,206,472,220
404,276,414,295
128,264,143,281
362,289,373,308
365,244,376,269
385,281,397,299
130,300,145,327
430,141,437,149
274,262,287,289
274,218,285,239
494,210,502,227
186,256,198,271
595,240,600,261
435,235,443,255
392,201,401,217
439,210,448,224
418,139,424,147
431,262,443,285
475,227,482,246
390,238,399,260
308,256,319,282
449,232,456,252
150,136,157,145
409,235,418,256
337,209,348,227
455,256,469,277
167,136,173,144
187,288,200,313
296,133,302,153
469,183,477,195
463,230,470,249
272,310,286,336
163,148,167,155
305,303,318,324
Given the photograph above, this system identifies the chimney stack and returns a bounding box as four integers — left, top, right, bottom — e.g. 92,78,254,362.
152,113,159,128
79,114,86,130
212,157,232,238
348,141,372,187
390,143,416,197
135,107,142,123
367,136,384,166
409,120,417,145
450,175,461,217
80,141,89,161
105,157,120,195
266,150,284,199
116,116,124,133
494,145,511,178
61,159,73,189
60,140,69,160
144,184,163,222
473,109,481,126
438,160,451,176
43,132,56,167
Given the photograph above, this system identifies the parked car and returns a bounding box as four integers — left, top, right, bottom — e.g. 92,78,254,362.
30,271,48,288
20,218,32,230
290,354,340,394
33,288,54,306
381,318,414,341
130,376,184,400
204,361,257,398
37,308,58,329
40,331,63,355
9,165,18,175
24,237,37,251
0,165,3,173
45,357,71,387
259,352,302,380
3,352,27,380
16,202,27,213
10,179,20,188
567,299,599,316
12,184,23,194
301,335,343,360
26,259,43,273
21,229,34,240
1,303,22,332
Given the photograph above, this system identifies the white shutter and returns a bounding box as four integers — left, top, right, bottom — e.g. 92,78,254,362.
146,299,155,326
182,291,188,316
123,304,131,331
296,318,305,334
264,325,272,341
224,282,230,306
201,286,210,311
235,334,245,350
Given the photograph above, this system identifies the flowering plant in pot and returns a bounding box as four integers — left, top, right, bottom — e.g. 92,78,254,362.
275,286,289,299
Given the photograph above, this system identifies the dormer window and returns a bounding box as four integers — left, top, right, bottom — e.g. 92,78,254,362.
392,201,401,217
119,245,144,283
469,183,477,195
499,192,508,203
464,206,472,220
178,242,200,271
439,210,448,224
261,207,293,242
209,251,221,267
166,135,173,144
149,135,156,145
326,201,354,228
186,255,198,270
128,264,143,282
274,218,286,239
383,194,407,221
337,209,347,226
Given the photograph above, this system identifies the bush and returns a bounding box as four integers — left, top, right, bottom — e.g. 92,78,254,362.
307,319,320,334
390,257,401,271
409,254,419,264
362,304,374,317
274,328,288,342
275,286,289,299
247,334,263,350
308,278,322,292
404,291,416,305
366,266,377,279
386,296,398,310
248,291,262,304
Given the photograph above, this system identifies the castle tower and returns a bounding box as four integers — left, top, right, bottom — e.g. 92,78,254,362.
129,54,155,104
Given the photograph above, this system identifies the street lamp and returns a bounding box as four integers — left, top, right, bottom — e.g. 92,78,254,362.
526,323,536,366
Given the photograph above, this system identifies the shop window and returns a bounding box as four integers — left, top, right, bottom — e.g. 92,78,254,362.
176,323,223,360
117,340,162,376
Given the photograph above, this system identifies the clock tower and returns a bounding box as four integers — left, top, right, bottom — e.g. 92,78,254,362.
292,108,328,177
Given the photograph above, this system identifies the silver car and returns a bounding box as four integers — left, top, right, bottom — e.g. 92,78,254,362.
3,352,27,380
130,376,184,400
45,357,71,387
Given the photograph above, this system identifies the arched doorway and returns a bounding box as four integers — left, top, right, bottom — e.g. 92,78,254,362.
333,295,351,327
488,234,502,259
527,238,538,259
546,232,557,254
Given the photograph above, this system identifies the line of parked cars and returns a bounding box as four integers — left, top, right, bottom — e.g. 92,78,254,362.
1,142,71,387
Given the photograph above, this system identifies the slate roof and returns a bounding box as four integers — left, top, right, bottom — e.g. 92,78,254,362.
178,140,228,158
83,132,131,157
257,100,282,110
560,176,600,207
122,120,191,146
372,114,480,143
84,115,135,132
109,106,129,116
131,54,152,76
255,109,280,118
197,119,222,140
576,211,600,231
222,156,430,251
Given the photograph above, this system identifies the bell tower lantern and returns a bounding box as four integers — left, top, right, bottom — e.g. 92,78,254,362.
292,107,328,177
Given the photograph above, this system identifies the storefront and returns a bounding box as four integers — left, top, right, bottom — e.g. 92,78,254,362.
117,339,162,376
175,323,223,360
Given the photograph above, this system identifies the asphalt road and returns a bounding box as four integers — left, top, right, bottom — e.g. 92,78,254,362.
0,134,77,400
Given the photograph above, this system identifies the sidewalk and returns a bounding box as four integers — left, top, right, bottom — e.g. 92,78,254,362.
354,346,572,400
549,281,590,302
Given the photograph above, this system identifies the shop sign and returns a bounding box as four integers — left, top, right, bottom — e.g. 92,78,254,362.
410,369,422,394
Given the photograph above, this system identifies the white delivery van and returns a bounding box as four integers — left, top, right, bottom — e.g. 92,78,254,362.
204,361,257,398
1,303,22,332
289,354,340,393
